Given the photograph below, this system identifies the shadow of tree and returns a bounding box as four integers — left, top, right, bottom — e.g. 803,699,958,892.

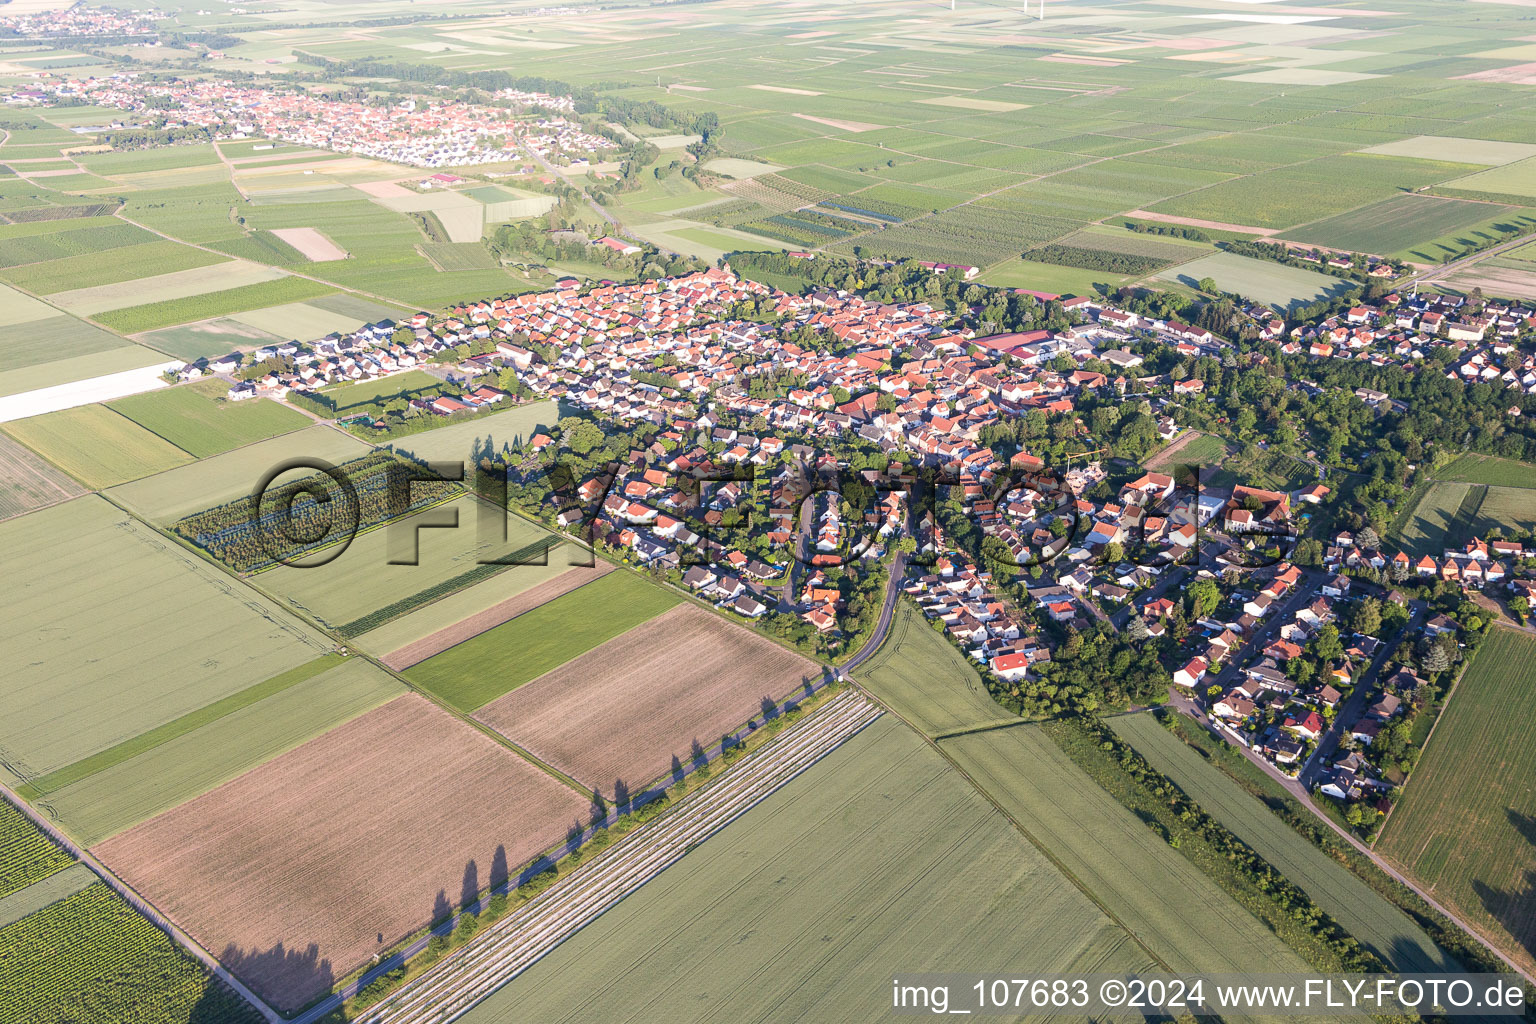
216,940,335,1017
460,860,479,910
1465,808,1536,965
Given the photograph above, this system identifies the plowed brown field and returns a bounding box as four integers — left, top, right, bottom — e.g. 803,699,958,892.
476,604,819,796
93,694,586,1013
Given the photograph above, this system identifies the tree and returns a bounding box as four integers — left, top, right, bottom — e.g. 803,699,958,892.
1125,615,1150,642
1187,578,1220,620
1352,597,1381,638
1422,643,1450,675
1356,526,1380,550
1197,276,1219,295
1311,624,1343,665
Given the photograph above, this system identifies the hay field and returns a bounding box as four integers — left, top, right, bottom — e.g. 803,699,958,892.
941,724,1321,975
1378,628,1536,974
370,561,609,668
1282,194,1515,257
465,715,1154,1024
1443,262,1536,301
1,405,193,488
105,422,369,524
109,380,310,458
248,493,563,633
95,694,588,1013
39,658,403,847
0,432,83,520
1389,481,1476,559
406,569,680,712
478,604,819,793
227,300,368,341
0,496,331,783
857,599,1015,738
1110,714,1456,973
1435,453,1536,488
136,317,285,362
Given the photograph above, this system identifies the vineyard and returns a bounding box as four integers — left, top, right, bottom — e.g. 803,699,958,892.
0,798,72,899
174,450,459,572
0,883,262,1024
818,197,916,223
740,209,866,248
836,206,1077,266
0,222,154,269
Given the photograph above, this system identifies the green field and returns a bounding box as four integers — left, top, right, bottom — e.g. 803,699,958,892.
1281,194,1523,260
0,798,71,900
135,318,286,362
92,276,335,334
248,493,564,632
0,884,262,1024
1379,628,1536,974
1156,252,1356,311
108,380,310,459
857,599,1015,738
385,399,558,464
1389,481,1477,560
0,496,331,783
940,724,1322,976
465,715,1154,1024
322,369,442,415
1150,431,1229,472
1,404,193,489
0,863,96,931
0,240,225,295
407,569,680,712
36,658,403,846
105,422,370,524
1435,453,1536,488
1110,714,1456,973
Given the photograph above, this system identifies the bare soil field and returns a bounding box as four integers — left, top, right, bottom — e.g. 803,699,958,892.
269,227,348,261
381,564,612,670
92,694,587,1014
0,432,83,520
476,604,820,796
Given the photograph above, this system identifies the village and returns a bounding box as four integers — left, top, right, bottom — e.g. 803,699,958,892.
14,73,616,168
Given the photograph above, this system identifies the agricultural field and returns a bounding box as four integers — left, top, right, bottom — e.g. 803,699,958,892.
0,431,83,520
0,797,71,900
321,368,442,416
0,883,263,1024
1442,157,1536,201
368,561,607,668
940,724,1321,976
477,603,819,794
466,715,1155,1024
0,240,226,295
246,492,563,634
1110,714,1456,973
134,317,285,362
407,569,680,712
1149,431,1229,474
384,398,558,464
1280,194,1526,262
856,599,1015,739
47,260,285,318
1469,486,1536,542
0,863,96,932
0,404,193,488
108,379,310,459
95,694,589,1013
93,276,336,335
1378,628,1536,975
1156,253,1355,311
1389,481,1489,560
105,421,369,525
0,495,331,784
30,657,403,847
1434,453,1536,489
1442,262,1536,302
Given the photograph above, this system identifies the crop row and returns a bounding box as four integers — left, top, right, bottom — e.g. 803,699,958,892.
174,451,459,572
0,222,153,269
0,884,262,1024
1027,244,1170,275
0,798,72,899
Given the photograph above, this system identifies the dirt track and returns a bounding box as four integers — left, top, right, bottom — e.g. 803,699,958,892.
476,604,820,797
381,564,613,670
93,694,588,1014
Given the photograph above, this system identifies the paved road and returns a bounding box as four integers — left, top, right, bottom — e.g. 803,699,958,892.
843,549,906,674
1297,600,1426,789
523,146,673,256
1407,230,1536,288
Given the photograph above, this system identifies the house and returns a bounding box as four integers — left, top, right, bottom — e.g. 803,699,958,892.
1173,657,1208,689
1283,710,1324,740
990,651,1032,682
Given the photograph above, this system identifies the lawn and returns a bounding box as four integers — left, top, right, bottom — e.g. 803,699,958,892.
1377,628,1536,974
321,369,442,415
940,723,1323,975
1110,713,1456,973
385,399,558,464
407,569,680,712
463,715,1154,1024
108,380,310,458
0,495,331,783
978,257,1130,296
857,599,1015,738
1,405,193,489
